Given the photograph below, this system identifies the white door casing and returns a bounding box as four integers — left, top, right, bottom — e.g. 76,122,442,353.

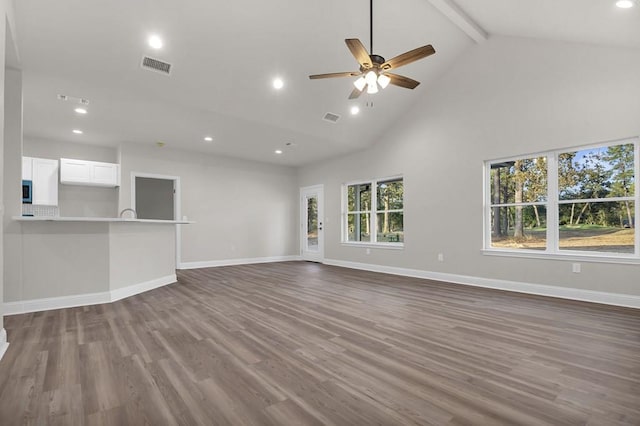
131,172,182,266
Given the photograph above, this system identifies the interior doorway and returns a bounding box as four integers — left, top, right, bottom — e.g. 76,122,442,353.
131,172,182,265
135,177,174,220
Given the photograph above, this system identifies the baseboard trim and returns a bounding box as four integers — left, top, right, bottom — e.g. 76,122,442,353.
110,274,177,302
7,259,636,315
4,291,111,315
4,274,178,315
324,259,640,309
0,329,9,362
178,255,301,270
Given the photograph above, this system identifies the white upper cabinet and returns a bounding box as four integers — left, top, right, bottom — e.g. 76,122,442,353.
59,158,91,183
60,158,120,187
31,158,59,206
92,162,119,186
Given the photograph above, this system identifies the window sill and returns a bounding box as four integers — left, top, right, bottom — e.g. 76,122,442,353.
341,242,404,250
482,249,640,265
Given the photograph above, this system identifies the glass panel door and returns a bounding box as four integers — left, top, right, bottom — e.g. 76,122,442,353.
306,195,319,252
300,185,324,262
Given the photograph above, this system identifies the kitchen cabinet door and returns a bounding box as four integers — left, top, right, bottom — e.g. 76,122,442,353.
60,158,119,187
60,158,92,184
32,158,59,206
92,163,120,186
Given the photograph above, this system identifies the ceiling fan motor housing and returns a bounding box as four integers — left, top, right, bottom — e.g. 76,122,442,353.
370,54,385,68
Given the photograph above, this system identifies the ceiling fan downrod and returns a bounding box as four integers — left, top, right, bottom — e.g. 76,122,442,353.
369,0,373,55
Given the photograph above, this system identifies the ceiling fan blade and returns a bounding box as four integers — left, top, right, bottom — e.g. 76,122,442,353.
381,45,435,70
386,73,420,89
345,39,372,69
348,87,363,99
309,71,360,80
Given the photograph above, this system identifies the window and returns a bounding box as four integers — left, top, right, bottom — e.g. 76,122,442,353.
489,157,548,251
486,139,638,259
344,177,403,245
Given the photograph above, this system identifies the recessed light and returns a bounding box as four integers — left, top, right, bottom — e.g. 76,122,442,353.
72,129,83,134
74,108,87,114
274,150,283,154
273,78,284,90
350,106,360,115
148,34,163,49
204,136,213,142
616,0,635,8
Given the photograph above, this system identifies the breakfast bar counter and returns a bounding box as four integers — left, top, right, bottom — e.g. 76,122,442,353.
5,217,192,314
14,216,193,224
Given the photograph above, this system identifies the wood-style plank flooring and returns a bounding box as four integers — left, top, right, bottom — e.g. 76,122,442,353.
1,261,639,425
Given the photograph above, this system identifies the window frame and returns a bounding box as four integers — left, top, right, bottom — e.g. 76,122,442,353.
483,138,640,262
342,175,404,248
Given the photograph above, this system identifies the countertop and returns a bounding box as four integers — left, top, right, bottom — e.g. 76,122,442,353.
13,216,194,224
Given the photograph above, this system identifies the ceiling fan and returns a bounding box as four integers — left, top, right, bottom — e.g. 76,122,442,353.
309,0,436,99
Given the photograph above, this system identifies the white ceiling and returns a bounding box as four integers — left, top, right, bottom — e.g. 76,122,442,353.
14,0,640,166
455,0,640,49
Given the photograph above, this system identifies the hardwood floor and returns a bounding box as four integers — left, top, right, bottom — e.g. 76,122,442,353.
1,261,639,425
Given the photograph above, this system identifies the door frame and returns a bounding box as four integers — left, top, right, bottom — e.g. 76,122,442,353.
131,172,182,266
300,184,324,263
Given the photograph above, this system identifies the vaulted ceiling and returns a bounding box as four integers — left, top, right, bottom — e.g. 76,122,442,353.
14,0,640,166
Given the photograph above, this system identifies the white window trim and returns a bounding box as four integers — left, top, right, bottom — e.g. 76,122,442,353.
342,175,404,247
483,137,640,261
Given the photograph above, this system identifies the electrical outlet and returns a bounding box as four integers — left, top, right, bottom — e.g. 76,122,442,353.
437,253,444,262
366,248,371,255
572,263,581,273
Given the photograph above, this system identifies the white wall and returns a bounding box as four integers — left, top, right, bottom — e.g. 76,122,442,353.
118,143,299,265
299,36,640,298
23,138,118,217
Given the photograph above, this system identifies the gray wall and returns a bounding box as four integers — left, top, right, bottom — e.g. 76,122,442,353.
109,223,175,290
2,67,22,314
6,221,177,303
18,222,110,300
135,177,174,220
299,36,640,297
1,0,19,335
119,143,299,264
23,138,118,217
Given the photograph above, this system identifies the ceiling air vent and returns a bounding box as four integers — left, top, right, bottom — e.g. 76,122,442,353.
141,56,172,75
323,112,340,123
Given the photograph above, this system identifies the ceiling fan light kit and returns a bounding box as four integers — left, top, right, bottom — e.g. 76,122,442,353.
309,0,436,99
353,76,367,91
377,73,391,89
